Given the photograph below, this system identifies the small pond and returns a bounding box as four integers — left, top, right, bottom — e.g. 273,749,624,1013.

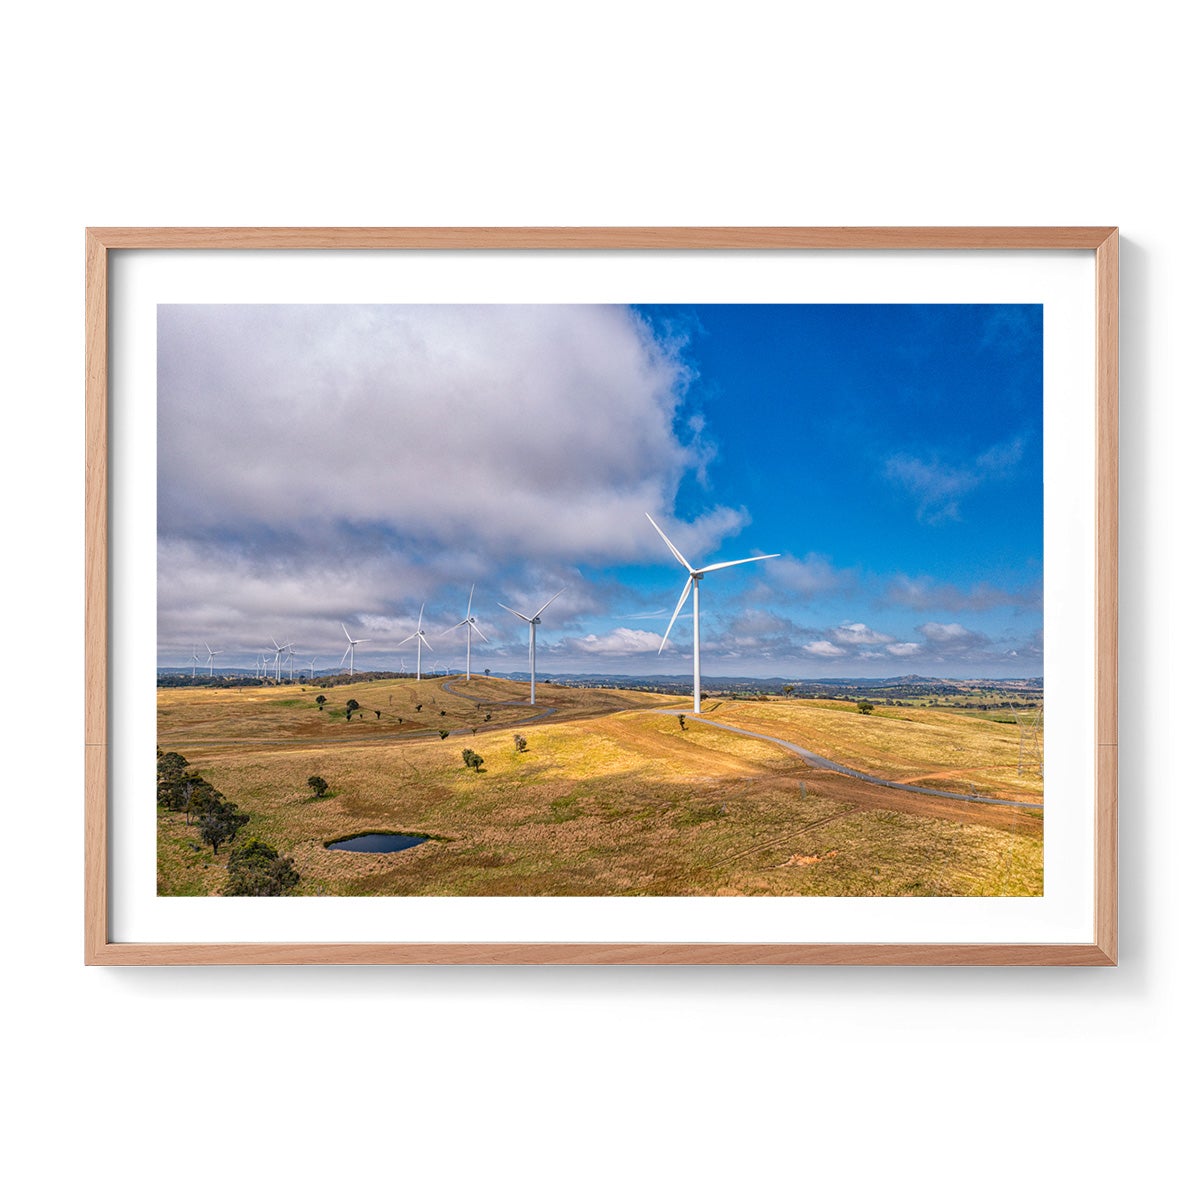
326,832,428,854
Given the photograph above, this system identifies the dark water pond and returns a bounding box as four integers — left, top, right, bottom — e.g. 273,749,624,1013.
327,833,428,854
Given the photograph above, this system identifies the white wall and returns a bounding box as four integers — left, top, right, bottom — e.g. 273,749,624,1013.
2,3,1193,1196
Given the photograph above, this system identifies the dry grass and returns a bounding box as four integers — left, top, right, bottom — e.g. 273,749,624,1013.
157,680,1043,898
702,698,1044,802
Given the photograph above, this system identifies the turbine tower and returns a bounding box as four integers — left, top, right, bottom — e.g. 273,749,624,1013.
204,641,221,678
444,585,489,680
498,587,566,704
646,513,780,714
397,603,434,680
341,623,369,677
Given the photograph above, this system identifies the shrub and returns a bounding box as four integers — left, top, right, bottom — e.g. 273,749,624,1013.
857,700,875,714
513,734,527,752
224,838,300,896
307,775,329,798
461,748,484,772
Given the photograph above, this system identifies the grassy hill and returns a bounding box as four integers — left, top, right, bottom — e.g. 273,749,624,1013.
157,677,1043,898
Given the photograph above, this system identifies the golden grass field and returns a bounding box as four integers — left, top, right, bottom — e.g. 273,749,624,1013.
157,677,1043,898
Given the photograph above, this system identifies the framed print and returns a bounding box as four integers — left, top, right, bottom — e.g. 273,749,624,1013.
85,227,1118,964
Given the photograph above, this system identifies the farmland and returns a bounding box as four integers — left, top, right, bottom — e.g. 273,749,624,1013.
157,677,1043,898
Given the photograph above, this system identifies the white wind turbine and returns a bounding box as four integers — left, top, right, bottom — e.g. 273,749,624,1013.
204,641,221,677
308,657,318,681
397,603,434,681
498,587,566,704
190,644,200,680
270,637,289,682
443,585,489,680
646,513,780,714
341,623,369,677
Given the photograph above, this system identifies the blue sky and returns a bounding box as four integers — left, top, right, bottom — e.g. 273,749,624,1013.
158,303,1042,679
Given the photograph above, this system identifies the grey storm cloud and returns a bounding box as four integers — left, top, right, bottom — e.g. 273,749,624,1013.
156,304,743,654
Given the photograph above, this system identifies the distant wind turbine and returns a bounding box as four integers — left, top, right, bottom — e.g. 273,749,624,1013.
341,623,369,677
397,604,434,681
308,657,318,681
204,641,221,678
190,644,200,680
443,585,489,680
498,587,566,704
646,513,780,714
270,637,290,683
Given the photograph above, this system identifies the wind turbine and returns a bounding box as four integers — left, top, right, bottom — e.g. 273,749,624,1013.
308,657,318,681
498,587,566,704
286,642,297,681
204,641,221,677
397,603,434,680
270,637,289,682
646,513,780,714
443,586,489,679
341,623,369,677
190,645,200,680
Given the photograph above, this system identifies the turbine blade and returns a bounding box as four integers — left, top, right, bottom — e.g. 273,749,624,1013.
341,623,352,642
419,633,434,651
397,632,418,646
466,583,475,619
340,645,351,666
697,553,781,573
497,602,531,622
417,603,425,628
473,625,490,643
531,586,567,620
442,619,469,634
645,513,694,573
659,577,693,653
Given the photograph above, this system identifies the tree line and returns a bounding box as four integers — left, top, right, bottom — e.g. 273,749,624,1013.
157,749,299,896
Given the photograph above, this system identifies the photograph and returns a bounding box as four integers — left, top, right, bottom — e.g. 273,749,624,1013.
155,301,1046,899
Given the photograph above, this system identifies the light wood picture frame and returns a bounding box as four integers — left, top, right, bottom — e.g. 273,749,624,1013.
85,226,1117,965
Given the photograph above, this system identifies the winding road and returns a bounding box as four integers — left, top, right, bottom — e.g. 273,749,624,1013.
659,711,1044,811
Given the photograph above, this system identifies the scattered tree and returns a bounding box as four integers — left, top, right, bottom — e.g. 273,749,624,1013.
416,704,423,713
346,698,360,713
440,710,446,717
513,734,527,753
223,838,300,896
782,685,795,698
857,700,875,715
484,712,492,722
461,748,484,772
374,710,381,719
315,694,327,710
678,714,687,730
307,775,329,799
197,798,250,856
484,669,491,677
439,730,449,739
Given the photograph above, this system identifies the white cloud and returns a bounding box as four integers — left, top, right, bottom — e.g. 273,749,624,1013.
802,640,846,657
884,437,1025,523
832,621,893,646
886,573,1042,613
556,628,669,656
